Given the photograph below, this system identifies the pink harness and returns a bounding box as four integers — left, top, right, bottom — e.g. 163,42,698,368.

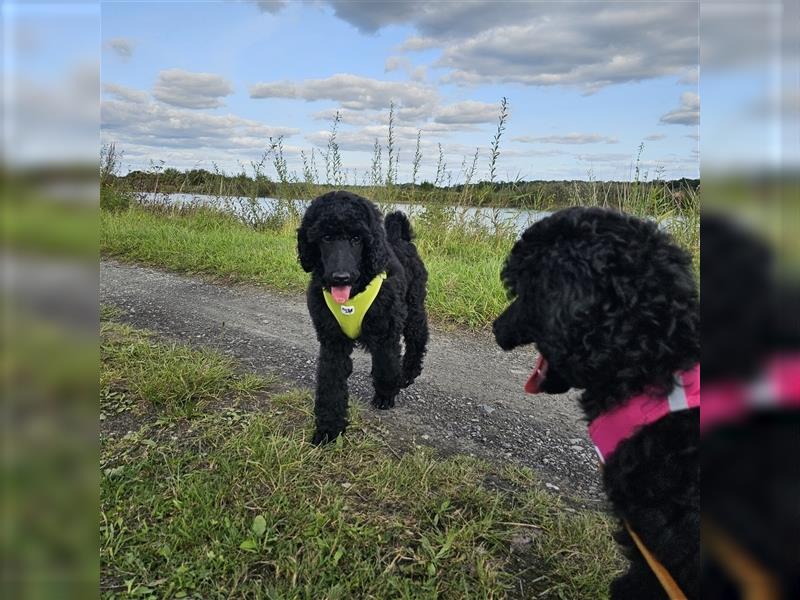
588,364,700,463
700,353,800,433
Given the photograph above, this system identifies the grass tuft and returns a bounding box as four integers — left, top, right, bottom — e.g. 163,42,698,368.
101,322,270,418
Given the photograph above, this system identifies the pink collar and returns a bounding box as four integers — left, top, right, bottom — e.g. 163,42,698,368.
700,353,800,433
588,364,700,463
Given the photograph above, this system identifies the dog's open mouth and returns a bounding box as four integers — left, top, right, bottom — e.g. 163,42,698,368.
330,285,352,304
524,353,548,394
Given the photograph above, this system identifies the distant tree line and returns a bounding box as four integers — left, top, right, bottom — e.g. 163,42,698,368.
108,167,699,209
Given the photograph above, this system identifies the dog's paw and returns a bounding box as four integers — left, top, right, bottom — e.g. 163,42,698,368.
400,375,417,389
311,428,342,445
401,368,421,388
371,393,395,410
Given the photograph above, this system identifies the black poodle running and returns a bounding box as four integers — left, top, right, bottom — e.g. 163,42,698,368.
297,191,428,445
493,207,700,599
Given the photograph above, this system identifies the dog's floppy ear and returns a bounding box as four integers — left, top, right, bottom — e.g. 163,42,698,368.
297,203,319,273
363,200,389,276
297,225,318,273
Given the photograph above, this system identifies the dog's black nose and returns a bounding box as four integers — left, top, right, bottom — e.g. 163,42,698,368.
331,271,351,285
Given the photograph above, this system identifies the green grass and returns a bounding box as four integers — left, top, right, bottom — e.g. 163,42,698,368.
100,320,623,599
101,208,307,292
101,206,514,329
101,322,271,419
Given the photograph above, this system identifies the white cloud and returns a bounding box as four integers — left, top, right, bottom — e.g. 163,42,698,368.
411,66,427,82
105,37,135,61
384,56,409,73
311,108,382,126
304,123,431,152
310,105,485,132
316,2,698,91
643,133,667,141
575,152,634,163
153,69,234,109
433,100,498,124
660,92,699,126
436,16,696,92
502,148,568,158
399,36,439,52
103,82,149,104
250,73,438,114
253,0,287,14
383,56,428,83
322,0,414,33
303,122,483,157
681,67,699,85
385,57,427,82
514,133,618,145
102,90,298,155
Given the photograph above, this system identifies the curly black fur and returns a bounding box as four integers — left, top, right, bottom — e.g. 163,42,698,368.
701,214,775,382
492,207,700,599
297,191,428,445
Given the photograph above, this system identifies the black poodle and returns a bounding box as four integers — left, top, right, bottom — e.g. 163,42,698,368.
493,207,700,599
297,191,428,445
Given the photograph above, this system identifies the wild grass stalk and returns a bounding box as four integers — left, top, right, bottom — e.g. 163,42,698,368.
434,143,446,188
411,129,423,192
385,101,396,187
310,147,319,185
300,149,317,200
371,138,383,186
100,143,134,210
460,147,480,205
489,97,509,184
325,111,343,186
100,142,119,188
271,136,289,186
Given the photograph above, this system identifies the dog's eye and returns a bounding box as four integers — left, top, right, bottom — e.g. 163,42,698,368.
322,234,333,242
350,235,361,244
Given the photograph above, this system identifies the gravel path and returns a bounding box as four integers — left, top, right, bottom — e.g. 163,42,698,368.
101,260,603,502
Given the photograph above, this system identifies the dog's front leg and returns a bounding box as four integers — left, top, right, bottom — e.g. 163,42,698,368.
312,340,353,445
367,336,402,410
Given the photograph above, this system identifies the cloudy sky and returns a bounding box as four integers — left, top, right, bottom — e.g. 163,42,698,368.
101,1,700,182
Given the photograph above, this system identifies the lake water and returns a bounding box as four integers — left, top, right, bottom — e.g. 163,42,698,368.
152,192,552,235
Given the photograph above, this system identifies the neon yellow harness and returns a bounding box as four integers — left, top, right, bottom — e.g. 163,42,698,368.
323,272,387,339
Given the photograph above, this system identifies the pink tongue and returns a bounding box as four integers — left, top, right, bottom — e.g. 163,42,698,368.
331,285,352,304
524,354,548,394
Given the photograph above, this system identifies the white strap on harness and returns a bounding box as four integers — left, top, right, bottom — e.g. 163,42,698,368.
668,372,690,412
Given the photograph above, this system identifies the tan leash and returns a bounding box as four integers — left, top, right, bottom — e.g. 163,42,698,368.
624,521,688,599
621,512,781,600
703,520,781,600
598,460,687,598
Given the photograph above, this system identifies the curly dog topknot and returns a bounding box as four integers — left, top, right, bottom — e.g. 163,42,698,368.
298,191,428,445
493,207,700,598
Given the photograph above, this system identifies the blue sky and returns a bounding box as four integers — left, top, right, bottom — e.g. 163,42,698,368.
101,1,701,182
